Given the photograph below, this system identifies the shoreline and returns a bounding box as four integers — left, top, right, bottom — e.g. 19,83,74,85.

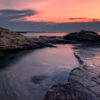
44,45,100,100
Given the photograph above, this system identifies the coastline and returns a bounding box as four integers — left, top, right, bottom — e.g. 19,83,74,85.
1,28,100,100
44,44,100,100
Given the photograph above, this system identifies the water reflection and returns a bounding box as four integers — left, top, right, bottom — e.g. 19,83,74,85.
0,45,79,100
76,45,100,68
0,50,34,69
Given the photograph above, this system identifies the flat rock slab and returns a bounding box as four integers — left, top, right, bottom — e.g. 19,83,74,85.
68,64,100,100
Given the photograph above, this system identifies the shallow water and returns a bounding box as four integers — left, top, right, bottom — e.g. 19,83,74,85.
76,45,100,69
0,45,79,100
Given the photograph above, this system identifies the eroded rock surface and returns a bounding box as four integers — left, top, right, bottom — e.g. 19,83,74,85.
44,84,83,100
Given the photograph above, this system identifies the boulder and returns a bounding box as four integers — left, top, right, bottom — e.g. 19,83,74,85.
44,84,83,100
68,64,100,100
44,64,100,100
64,30,100,43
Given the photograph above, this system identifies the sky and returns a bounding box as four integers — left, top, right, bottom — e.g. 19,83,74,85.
0,0,100,32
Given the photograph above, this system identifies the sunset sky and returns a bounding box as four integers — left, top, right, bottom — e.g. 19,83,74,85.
0,0,100,32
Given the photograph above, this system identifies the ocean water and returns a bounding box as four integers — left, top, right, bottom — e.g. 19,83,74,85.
76,45,100,70
0,33,79,100
22,32,68,38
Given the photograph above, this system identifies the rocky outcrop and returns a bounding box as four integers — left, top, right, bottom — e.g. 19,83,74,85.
44,45,100,100
44,61,100,100
0,27,54,57
64,30,100,43
44,84,83,100
38,30,100,44
68,64,100,100
39,36,71,44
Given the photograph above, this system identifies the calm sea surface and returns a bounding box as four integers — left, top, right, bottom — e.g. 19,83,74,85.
22,32,68,38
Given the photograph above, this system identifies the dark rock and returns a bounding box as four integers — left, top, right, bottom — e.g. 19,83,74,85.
64,30,100,43
40,36,57,38
39,36,70,44
44,84,83,100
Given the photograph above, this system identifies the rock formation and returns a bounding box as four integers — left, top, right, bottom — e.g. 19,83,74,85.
44,84,83,100
0,27,54,57
64,30,100,43
39,36,69,44
68,64,100,100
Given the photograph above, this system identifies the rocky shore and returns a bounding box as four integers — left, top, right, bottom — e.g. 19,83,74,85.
1,27,100,100
38,36,70,44
1,28,100,58
64,30,100,43
0,27,54,57
38,30,100,44
43,48,100,100
43,31,100,100
44,83,83,100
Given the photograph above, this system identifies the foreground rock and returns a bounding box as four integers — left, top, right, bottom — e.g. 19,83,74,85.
69,64,100,100
44,62,100,100
0,27,54,57
64,30,100,43
44,84,83,100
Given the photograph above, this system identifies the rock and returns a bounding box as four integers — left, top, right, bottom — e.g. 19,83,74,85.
44,44,100,100
68,64,100,100
68,50,100,100
44,84,83,100
44,60,100,100
64,30,100,43
0,27,54,57
39,36,70,44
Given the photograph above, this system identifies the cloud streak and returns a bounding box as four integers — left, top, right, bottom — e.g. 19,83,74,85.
0,9,37,21
69,18,100,22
